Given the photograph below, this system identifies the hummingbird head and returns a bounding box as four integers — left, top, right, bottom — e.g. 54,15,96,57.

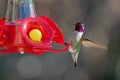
75,22,84,32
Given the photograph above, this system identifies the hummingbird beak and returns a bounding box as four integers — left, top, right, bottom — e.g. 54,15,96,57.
80,38,108,49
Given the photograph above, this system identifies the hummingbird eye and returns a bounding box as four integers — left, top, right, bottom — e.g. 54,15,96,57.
75,22,84,32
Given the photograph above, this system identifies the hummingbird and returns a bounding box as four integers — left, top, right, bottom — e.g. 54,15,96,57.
68,23,107,68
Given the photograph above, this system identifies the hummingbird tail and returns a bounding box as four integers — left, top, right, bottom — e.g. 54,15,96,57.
71,53,78,68
74,62,77,68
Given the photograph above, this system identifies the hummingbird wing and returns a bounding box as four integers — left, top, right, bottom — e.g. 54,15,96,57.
80,38,107,49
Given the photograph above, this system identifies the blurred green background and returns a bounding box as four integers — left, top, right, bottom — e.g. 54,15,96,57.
0,0,120,80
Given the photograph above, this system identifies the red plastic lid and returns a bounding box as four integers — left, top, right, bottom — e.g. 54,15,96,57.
40,16,64,44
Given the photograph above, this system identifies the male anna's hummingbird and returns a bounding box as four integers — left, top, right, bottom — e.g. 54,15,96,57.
68,23,107,68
